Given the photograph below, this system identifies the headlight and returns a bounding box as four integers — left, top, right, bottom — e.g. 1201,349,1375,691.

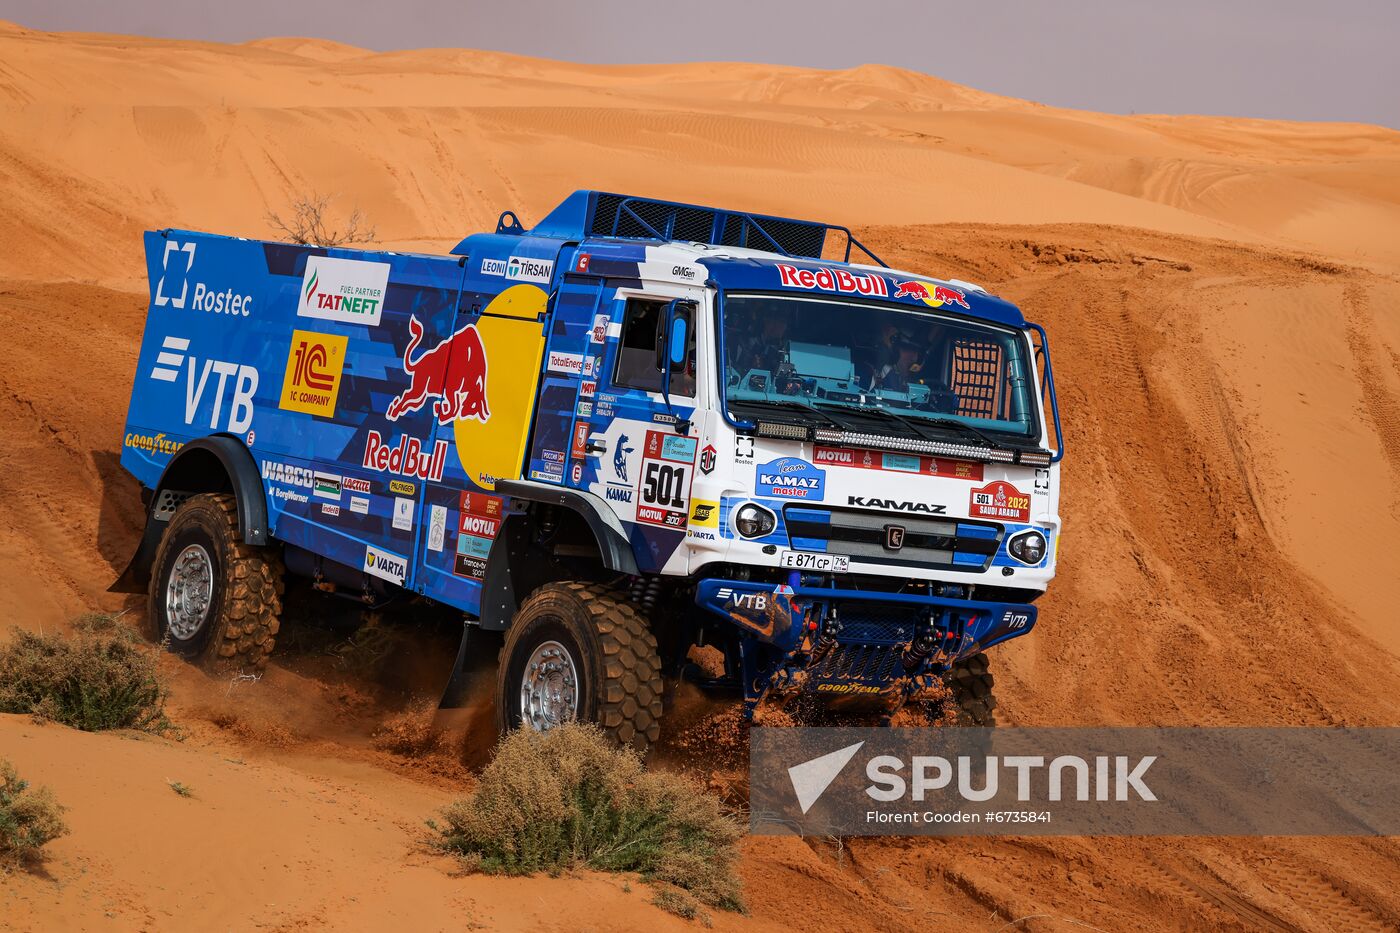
1007,529,1047,565
734,503,776,539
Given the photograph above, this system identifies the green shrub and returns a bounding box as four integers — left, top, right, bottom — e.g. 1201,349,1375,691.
0,615,172,733
433,723,744,913
0,760,67,868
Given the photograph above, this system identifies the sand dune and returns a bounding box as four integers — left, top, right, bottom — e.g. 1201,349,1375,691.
2,20,1400,932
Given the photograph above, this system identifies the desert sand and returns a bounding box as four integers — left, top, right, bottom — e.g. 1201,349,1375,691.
2,19,1400,932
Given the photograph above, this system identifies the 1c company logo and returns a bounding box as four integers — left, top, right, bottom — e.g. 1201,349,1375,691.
279,330,347,417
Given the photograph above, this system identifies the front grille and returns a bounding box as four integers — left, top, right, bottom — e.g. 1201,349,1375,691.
785,505,1002,572
811,643,902,682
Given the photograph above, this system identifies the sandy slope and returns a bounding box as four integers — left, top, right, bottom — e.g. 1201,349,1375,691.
2,20,1400,933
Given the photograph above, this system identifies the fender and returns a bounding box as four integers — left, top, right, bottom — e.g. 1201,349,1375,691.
492,479,638,575
109,435,269,593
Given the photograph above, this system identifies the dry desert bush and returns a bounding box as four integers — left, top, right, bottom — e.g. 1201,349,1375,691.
0,614,173,734
0,760,67,869
432,723,744,914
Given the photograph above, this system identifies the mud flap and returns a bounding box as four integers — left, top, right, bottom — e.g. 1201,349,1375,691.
108,513,165,594
434,622,482,730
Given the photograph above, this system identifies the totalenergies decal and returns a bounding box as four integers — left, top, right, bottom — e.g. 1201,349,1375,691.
969,481,1030,522
777,263,888,297
893,280,970,310
386,315,490,424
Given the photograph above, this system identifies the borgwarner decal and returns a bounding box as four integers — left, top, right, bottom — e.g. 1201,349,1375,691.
969,481,1031,522
756,457,826,500
298,256,389,327
386,315,490,424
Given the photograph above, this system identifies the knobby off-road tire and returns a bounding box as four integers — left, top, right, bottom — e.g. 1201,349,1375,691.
148,493,284,672
496,582,664,754
945,651,997,726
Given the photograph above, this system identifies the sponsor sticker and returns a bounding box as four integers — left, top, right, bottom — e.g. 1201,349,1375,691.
970,481,1031,522
547,351,584,375
735,436,755,461
756,457,826,501
689,500,719,527
385,316,491,425
313,471,342,500
393,496,414,532
349,496,370,515
342,476,371,494
454,491,503,580
636,430,697,528
571,422,591,459
321,503,340,517
813,446,983,481
298,256,389,326
480,257,507,277
591,313,609,344
777,263,888,298
428,504,447,552
506,255,554,284
123,432,183,457
699,444,717,475
389,478,417,496
363,545,407,584
279,329,347,417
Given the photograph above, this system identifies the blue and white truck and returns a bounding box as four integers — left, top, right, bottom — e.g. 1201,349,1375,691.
114,191,1063,750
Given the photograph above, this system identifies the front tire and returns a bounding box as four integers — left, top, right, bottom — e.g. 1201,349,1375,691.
495,582,664,753
148,493,284,672
945,651,997,726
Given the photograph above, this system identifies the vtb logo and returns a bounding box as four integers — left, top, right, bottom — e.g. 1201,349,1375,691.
279,329,347,418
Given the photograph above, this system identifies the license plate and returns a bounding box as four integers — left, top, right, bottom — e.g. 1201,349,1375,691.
779,550,849,573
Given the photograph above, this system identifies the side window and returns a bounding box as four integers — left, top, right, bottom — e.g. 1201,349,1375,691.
612,297,696,397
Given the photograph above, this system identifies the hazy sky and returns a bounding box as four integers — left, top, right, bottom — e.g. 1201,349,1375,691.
5,0,1397,127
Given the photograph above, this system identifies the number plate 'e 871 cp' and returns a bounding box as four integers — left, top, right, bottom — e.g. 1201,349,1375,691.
778,550,849,573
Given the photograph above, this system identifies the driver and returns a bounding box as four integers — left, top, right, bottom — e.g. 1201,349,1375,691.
733,306,790,376
877,340,922,392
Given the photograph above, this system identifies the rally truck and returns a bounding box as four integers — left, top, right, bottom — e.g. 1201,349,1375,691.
113,191,1063,751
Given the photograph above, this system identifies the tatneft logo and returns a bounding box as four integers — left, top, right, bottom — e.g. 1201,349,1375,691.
785,742,1158,815
298,256,389,327
154,240,253,316
149,335,258,434
279,329,347,418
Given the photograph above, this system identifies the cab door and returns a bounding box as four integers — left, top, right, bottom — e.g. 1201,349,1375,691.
572,281,703,572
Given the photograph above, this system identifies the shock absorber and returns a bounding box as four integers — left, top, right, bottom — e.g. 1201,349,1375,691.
901,611,938,672
628,576,662,614
811,604,841,662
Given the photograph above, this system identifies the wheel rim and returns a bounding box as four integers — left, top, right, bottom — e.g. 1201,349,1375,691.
165,544,214,641
519,639,579,731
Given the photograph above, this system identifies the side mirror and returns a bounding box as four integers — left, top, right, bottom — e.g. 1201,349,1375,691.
668,313,689,368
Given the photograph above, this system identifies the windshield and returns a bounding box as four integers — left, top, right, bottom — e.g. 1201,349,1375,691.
721,293,1039,440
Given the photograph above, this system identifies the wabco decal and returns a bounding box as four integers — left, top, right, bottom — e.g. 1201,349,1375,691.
777,263,888,298
813,446,983,481
153,240,253,316
149,335,258,434
279,330,347,417
848,496,947,515
261,460,312,487
756,457,826,500
362,431,448,482
385,315,490,424
970,481,1031,522
893,280,970,310
297,256,388,326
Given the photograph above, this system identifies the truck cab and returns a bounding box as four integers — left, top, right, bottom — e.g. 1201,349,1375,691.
116,190,1062,751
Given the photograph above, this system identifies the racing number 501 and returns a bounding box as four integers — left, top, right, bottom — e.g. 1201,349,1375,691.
643,461,686,508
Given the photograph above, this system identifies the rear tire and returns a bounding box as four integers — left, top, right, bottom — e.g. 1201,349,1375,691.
945,652,997,726
148,493,284,672
496,582,664,754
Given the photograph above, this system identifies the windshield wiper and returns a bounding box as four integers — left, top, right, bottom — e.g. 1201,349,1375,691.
728,398,844,429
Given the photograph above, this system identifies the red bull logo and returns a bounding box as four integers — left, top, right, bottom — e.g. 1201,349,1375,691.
777,263,888,297
893,280,970,310
386,315,490,425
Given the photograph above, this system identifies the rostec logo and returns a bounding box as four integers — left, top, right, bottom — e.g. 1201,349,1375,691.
363,546,407,584
149,335,258,434
153,239,253,316
777,263,889,298
279,330,347,417
385,315,490,425
297,256,389,327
